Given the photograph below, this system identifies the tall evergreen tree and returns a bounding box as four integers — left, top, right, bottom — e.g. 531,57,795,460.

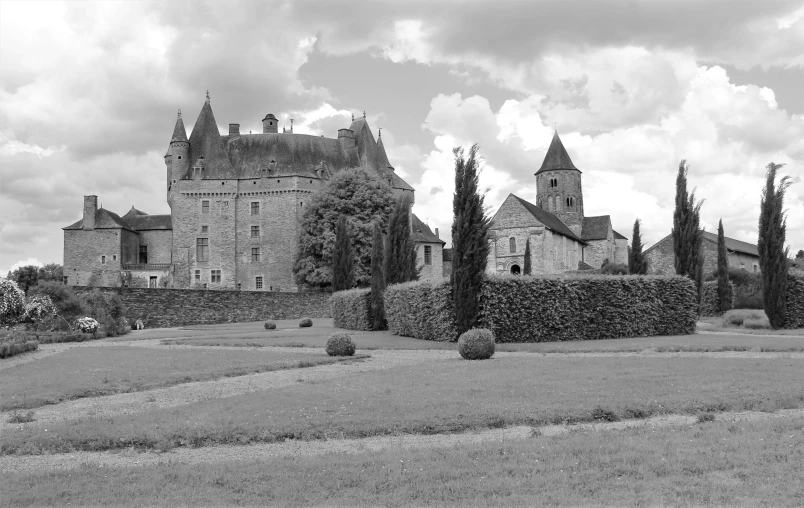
385,194,418,285
452,144,490,336
672,160,705,306
628,219,648,275
331,214,355,291
716,219,732,313
758,162,792,329
369,222,387,330
523,238,532,275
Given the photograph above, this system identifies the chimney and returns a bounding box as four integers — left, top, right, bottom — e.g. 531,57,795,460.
262,114,278,134
83,195,97,231
435,227,439,239
229,123,240,136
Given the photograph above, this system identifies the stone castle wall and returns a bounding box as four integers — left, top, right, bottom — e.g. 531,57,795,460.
64,229,123,287
416,242,444,280
73,286,332,328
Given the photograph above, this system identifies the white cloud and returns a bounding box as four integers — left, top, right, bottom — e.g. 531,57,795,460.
2,258,43,277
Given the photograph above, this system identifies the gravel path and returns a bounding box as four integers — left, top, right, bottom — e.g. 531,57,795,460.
3,407,802,474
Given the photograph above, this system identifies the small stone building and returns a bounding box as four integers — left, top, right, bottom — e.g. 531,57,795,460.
411,215,445,280
63,95,423,290
644,231,760,275
487,131,627,275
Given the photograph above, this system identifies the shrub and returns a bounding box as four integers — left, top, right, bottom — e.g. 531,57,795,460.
597,260,629,275
743,318,771,330
0,278,25,325
325,332,356,356
726,268,763,309
722,309,768,328
480,274,697,342
697,412,716,423
299,317,313,328
264,321,277,330
385,280,457,341
0,340,38,359
28,281,85,320
330,288,372,331
457,328,495,360
700,281,735,317
76,317,100,334
784,275,804,329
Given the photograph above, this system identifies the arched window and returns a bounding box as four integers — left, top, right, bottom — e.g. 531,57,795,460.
509,237,516,253
549,196,554,211
510,264,521,275
566,197,571,208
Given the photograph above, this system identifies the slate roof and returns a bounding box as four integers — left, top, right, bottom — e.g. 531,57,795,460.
411,214,445,245
377,135,393,170
535,131,580,175
171,113,188,143
701,231,758,257
509,195,584,243
613,230,628,240
126,214,172,231
187,99,237,179
582,215,612,241
63,209,137,232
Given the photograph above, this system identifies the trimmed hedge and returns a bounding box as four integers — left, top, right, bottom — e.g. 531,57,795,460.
330,288,372,331
385,280,457,341
785,275,804,329
325,332,356,356
0,340,38,359
480,275,698,342
458,329,495,360
700,280,735,317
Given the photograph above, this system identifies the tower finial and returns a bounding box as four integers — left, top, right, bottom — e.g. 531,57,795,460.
378,127,382,138
178,109,182,118
553,121,557,133
206,90,210,102
351,112,355,122
363,110,366,119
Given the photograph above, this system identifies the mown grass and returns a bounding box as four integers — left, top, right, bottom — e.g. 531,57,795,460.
0,346,368,411
700,310,804,336
2,416,802,507
4,356,803,455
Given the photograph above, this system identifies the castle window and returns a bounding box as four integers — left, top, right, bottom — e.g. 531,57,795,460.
194,270,201,282
113,255,116,261
509,237,516,253
201,200,210,214
101,255,106,264
251,202,260,215
197,238,209,262
211,270,221,283
251,247,260,262
256,276,263,290
251,225,260,238
201,226,208,234
424,246,432,265
177,156,182,160
149,276,157,288
139,246,147,264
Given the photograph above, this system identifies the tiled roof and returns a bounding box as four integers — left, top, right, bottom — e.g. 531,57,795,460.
187,99,237,179
510,195,584,243
63,209,136,232
535,131,580,175
702,231,758,257
411,214,445,244
126,214,172,231
391,173,415,192
613,230,628,240
582,215,611,240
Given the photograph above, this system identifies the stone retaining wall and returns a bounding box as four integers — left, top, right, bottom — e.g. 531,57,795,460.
73,287,331,329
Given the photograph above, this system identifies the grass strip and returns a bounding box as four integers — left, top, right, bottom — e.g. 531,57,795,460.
3,356,802,455
2,416,802,507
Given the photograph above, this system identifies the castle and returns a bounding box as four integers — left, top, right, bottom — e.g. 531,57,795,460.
63,95,444,290
486,131,628,274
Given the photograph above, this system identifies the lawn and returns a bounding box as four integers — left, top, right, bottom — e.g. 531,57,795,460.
0,346,365,411
2,416,802,507
4,355,803,455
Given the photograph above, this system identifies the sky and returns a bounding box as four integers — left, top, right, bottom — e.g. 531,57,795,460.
1,0,803,275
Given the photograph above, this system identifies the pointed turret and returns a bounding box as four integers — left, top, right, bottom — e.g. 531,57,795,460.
535,131,579,175
377,129,394,171
171,110,189,143
187,94,237,179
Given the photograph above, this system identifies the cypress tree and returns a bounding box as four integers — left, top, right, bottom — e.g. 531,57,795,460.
369,222,386,330
628,218,648,275
331,214,354,291
452,144,490,336
758,162,791,329
523,238,532,275
716,219,732,313
386,194,418,285
672,160,705,307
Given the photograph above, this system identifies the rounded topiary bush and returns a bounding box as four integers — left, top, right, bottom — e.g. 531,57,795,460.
458,328,495,360
299,317,313,328
325,332,356,357
264,321,276,330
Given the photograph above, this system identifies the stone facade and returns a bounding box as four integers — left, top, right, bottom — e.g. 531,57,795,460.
64,97,422,291
645,231,761,276
487,132,626,275
412,216,445,280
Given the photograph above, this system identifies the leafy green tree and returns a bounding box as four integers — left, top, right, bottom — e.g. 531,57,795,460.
628,219,648,275
716,219,732,313
38,263,63,283
452,144,490,336
672,160,705,306
385,194,418,285
294,168,395,287
331,215,355,291
369,222,387,330
523,238,532,275
9,265,39,294
758,162,792,329
796,249,804,260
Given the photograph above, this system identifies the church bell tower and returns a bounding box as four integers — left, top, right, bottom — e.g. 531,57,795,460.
535,131,584,236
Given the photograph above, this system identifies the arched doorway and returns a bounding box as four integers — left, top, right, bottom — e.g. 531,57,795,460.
510,264,521,275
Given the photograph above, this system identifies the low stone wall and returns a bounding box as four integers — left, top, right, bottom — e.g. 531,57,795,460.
73,287,331,329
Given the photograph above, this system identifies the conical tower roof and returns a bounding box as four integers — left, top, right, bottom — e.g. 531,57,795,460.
171,110,188,143
377,131,394,170
187,96,237,178
535,131,580,174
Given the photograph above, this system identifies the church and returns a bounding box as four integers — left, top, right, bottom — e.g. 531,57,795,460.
487,132,628,274
63,94,444,290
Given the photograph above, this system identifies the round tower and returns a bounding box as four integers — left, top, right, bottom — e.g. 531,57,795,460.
262,113,278,133
535,131,584,236
166,110,190,207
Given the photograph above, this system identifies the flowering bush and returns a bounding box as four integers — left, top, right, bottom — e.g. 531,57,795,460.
0,278,25,325
76,317,100,334
23,295,56,323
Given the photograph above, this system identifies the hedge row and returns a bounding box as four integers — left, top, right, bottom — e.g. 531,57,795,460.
330,288,372,331
385,280,457,341
785,275,804,329
700,280,735,317
0,340,38,359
